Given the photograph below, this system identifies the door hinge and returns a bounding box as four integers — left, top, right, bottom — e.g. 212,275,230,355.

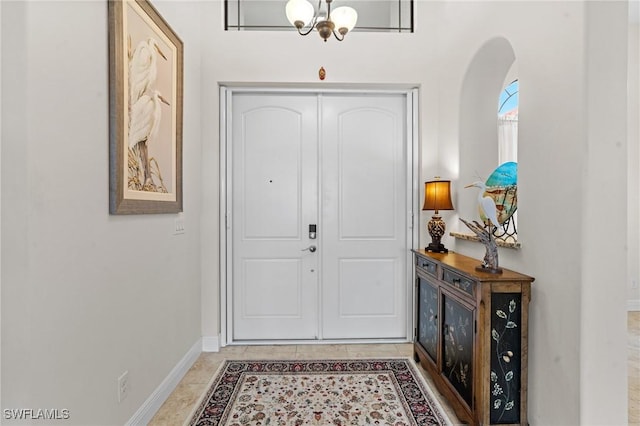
474,319,477,334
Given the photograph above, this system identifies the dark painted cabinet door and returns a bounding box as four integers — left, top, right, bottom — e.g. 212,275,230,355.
417,276,439,362
442,293,475,408
489,293,523,424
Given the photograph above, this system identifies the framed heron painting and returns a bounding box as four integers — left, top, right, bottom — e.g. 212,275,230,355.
108,0,183,214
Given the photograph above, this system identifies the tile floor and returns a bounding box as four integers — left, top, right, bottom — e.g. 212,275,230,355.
150,313,640,425
630,311,640,425
148,343,461,425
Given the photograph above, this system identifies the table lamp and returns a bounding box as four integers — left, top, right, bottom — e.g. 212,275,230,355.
423,179,454,253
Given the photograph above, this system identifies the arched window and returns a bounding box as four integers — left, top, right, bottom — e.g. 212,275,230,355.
498,80,518,164
494,79,518,243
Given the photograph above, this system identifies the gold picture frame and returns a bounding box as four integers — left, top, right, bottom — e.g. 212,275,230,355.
108,0,183,214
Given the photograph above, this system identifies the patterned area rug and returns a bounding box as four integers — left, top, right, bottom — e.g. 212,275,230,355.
187,358,452,426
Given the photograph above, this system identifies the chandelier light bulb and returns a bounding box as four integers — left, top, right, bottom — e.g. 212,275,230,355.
286,0,315,28
331,6,358,34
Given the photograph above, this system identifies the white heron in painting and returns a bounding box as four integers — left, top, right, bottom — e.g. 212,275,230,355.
465,181,500,230
128,37,167,105
128,90,170,186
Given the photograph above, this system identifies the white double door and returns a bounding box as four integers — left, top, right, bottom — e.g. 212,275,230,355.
230,91,410,341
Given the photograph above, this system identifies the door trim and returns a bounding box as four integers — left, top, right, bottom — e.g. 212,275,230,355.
219,85,420,346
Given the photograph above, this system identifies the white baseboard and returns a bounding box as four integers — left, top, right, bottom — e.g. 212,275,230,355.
126,339,202,426
202,335,220,352
629,299,640,311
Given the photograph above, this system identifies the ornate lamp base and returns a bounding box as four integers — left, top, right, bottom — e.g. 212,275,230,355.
426,214,449,253
426,242,449,253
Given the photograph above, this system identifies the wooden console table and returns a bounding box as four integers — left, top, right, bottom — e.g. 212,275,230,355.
412,249,534,425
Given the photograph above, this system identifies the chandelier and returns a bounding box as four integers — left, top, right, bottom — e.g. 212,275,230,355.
285,0,358,42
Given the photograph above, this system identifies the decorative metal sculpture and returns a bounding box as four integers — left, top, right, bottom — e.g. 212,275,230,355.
459,218,502,273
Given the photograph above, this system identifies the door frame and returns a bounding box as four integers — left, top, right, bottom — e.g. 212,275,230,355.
219,85,421,346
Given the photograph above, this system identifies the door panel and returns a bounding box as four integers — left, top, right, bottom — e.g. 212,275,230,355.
336,107,398,239
232,93,318,340
242,259,302,317
321,95,407,339
231,92,408,341
338,258,397,316
242,107,302,239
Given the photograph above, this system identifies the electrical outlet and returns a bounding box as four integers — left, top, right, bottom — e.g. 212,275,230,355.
174,218,185,235
632,279,639,289
118,371,129,403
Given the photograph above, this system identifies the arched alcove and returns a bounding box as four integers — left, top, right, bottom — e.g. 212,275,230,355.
456,37,517,242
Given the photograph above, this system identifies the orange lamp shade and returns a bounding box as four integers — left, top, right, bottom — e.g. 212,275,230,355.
422,180,454,213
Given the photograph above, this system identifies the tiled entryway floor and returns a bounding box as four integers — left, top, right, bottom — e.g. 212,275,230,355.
149,314,640,426
630,311,640,425
148,343,461,425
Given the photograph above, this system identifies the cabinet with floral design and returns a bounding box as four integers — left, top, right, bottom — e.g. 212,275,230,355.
413,249,534,426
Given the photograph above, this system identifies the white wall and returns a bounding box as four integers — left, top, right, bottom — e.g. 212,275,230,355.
434,1,629,424
435,2,629,423
628,7,640,309
0,0,3,408
581,3,628,423
438,2,584,422
0,1,203,424
0,1,633,425
198,2,630,425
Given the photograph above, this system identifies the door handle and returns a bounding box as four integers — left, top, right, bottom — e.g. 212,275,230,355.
301,245,317,253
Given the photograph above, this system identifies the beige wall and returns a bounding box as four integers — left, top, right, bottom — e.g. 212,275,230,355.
1,1,203,424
